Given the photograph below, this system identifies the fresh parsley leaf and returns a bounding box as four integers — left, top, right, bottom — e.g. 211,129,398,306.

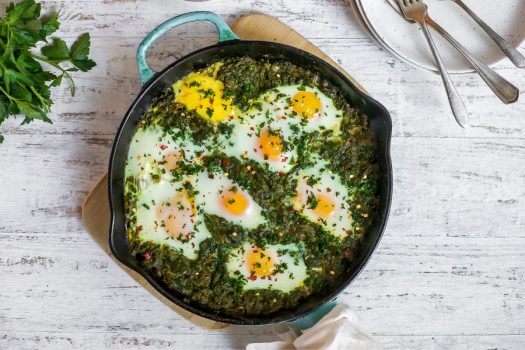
70,33,90,60
42,38,70,61
72,58,96,72
0,0,96,144
40,13,60,37
50,74,63,87
6,0,34,25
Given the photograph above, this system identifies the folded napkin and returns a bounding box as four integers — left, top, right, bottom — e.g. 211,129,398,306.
246,303,378,350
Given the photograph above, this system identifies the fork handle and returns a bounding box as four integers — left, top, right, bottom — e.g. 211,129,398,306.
426,16,519,104
419,20,469,127
453,0,525,68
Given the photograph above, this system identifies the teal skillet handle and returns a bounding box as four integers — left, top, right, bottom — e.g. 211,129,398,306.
290,298,338,330
136,11,239,85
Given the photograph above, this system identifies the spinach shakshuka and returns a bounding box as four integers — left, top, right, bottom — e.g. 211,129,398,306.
124,57,378,316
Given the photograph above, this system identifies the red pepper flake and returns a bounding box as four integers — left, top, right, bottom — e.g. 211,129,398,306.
249,275,257,281
344,250,353,259
160,145,168,150
253,249,259,253
208,173,215,179
144,252,152,260
221,159,229,167
278,171,284,176
209,98,214,104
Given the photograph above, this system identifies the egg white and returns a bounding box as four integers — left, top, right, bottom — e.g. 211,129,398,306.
125,126,211,185
218,111,298,173
226,242,308,293
292,154,354,239
191,171,267,229
135,180,211,260
259,85,343,136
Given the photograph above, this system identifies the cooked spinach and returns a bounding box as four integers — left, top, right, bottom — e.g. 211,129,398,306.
125,57,378,316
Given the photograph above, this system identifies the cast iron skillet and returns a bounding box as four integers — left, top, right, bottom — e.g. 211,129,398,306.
108,11,393,326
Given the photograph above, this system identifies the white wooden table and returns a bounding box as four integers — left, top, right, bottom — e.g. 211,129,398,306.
1,1,524,349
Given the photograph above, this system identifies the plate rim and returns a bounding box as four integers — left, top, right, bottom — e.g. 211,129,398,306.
352,0,525,74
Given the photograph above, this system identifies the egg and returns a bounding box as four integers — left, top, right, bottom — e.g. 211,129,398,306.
172,62,235,123
125,127,210,184
191,171,267,229
135,180,211,260
226,242,308,293
218,110,298,173
292,154,354,239
259,85,343,135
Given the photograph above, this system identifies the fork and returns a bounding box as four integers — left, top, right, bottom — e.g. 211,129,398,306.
398,0,469,128
386,0,518,104
452,0,525,68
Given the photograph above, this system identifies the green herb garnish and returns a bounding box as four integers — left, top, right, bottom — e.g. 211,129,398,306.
0,0,96,143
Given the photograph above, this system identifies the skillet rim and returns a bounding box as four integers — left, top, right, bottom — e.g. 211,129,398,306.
108,39,393,325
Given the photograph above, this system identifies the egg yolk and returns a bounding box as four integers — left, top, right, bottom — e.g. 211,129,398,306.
221,187,249,216
312,193,335,220
161,151,182,172
156,191,195,238
246,248,275,277
259,128,284,160
292,91,322,119
173,67,233,122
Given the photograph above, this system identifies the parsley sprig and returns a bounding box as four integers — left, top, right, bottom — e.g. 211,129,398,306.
0,0,96,143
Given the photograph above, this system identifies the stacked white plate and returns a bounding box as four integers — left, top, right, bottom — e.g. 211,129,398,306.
349,0,525,73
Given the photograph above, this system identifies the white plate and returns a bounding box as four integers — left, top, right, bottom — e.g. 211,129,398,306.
352,0,525,73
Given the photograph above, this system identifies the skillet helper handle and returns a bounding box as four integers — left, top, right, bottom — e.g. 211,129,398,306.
290,299,338,330
136,11,239,85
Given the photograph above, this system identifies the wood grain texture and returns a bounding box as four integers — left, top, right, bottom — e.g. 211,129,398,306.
1,1,524,349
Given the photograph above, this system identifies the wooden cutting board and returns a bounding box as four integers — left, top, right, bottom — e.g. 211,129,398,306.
82,13,366,330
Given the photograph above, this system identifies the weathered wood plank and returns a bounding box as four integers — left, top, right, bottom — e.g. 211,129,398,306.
1,332,524,350
32,0,369,40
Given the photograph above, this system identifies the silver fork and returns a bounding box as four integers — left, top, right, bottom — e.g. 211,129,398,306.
398,0,469,128
386,0,518,104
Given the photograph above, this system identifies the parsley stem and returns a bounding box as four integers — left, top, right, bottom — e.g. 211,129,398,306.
29,53,77,96
0,85,17,102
